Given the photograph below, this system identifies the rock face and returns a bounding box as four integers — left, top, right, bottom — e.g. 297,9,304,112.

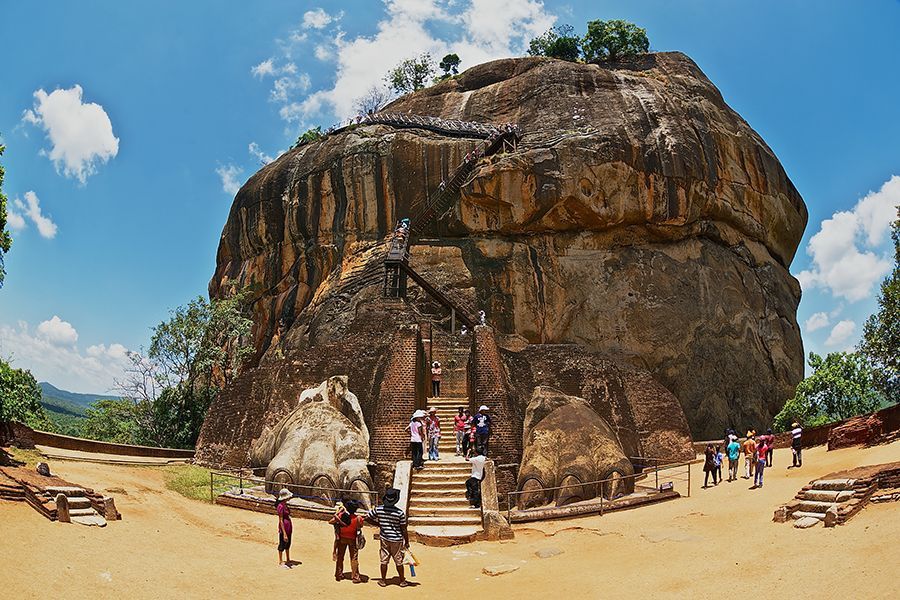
249,376,373,504
518,387,634,507
209,53,805,439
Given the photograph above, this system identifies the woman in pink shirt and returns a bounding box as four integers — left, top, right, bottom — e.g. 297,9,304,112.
754,438,768,488
276,488,293,568
454,407,467,455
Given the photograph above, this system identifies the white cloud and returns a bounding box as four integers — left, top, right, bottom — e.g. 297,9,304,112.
804,312,830,333
6,207,26,231
260,0,557,125
0,321,131,394
251,58,276,78
11,191,58,239
825,319,856,348
271,73,311,102
22,85,119,185
36,315,78,346
216,164,243,196
797,175,898,302
248,142,275,165
303,8,340,29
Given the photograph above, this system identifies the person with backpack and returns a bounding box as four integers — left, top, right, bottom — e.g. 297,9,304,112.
474,405,491,456
329,499,365,583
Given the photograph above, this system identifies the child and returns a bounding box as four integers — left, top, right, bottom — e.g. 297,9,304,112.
329,500,363,583
714,445,724,485
276,488,293,568
426,408,441,461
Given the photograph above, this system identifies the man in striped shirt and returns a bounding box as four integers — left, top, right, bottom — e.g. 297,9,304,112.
790,422,803,468
366,488,410,587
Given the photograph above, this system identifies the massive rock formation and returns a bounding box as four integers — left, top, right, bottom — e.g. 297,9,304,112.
204,51,806,448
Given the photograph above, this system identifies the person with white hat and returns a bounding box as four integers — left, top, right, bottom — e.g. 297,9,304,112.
275,487,293,568
474,405,492,456
407,410,427,470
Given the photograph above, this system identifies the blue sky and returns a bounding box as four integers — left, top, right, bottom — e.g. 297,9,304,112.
1,0,898,393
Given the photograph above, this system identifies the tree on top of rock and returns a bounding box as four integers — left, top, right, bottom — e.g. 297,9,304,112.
527,24,582,61
582,19,650,63
386,53,436,94
0,138,11,289
437,53,461,80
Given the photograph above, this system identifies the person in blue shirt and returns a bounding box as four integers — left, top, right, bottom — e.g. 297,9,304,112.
726,437,741,482
474,405,491,457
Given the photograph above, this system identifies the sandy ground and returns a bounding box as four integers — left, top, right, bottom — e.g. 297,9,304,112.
2,442,900,599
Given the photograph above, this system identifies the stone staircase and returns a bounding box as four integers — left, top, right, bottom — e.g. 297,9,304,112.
50,486,108,527
775,478,875,528
407,328,481,542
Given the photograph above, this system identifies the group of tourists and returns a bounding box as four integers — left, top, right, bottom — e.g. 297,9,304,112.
406,404,492,468
275,487,414,587
703,422,803,490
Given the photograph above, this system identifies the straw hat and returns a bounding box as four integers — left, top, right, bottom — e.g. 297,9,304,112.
277,488,292,501
479,405,489,411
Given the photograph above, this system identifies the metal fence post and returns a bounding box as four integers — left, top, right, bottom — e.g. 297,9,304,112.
687,463,691,497
655,459,659,490
209,471,214,504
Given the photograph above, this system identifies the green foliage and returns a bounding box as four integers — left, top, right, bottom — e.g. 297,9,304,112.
162,464,216,503
386,53,435,94
99,291,254,448
1,139,11,288
527,24,582,61
582,19,649,62
773,352,885,431
294,126,323,148
0,358,52,429
859,207,900,399
80,398,146,444
437,53,461,79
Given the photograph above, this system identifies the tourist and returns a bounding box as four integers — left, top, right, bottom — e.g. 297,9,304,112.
466,415,477,459
459,324,468,337
426,407,441,461
431,361,442,397
330,499,364,583
713,445,724,485
754,436,768,488
407,410,426,470
461,409,473,457
703,444,717,488
764,428,775,466
454,407,467,455
741,431,757,479
366,488,410,588
727,435,741,482
475,405,491,456
466,449,487,509
790,422,803,468
478,310,487,326
276,487,293,568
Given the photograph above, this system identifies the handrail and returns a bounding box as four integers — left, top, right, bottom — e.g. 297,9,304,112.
210,470,379,506
400,263,475,328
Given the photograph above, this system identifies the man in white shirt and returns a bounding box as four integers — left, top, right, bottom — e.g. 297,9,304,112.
466,450,487,508
790,422,803,468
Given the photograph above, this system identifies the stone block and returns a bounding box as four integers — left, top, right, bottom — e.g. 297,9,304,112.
824,506,838,528
55,493,70,523
482,564,519,576
793,516,820,529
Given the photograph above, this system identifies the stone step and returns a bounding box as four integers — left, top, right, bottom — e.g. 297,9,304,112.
409,525,482,539
811,479,856,491
791,510,825,521
798,489,845,502
68,497,92,509
45,486,87,496
409,506,481,517
408,515,482,526
411,480,468,492
69,507,97,517
413,471,471,483
409,497,471,507
796,500,838,513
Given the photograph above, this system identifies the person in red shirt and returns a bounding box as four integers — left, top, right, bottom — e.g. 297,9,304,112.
329,500,364,583
754,437,768,488
276,488,293,568
454,406,467,456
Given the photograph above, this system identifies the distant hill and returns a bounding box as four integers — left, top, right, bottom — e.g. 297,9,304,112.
39,382,119,410
39,382,122,436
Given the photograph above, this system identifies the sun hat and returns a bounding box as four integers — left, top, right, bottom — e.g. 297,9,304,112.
412,409,427,419
277,488,292,501
479,405,489,411
383,487,400,506
429,407,437,413
792,422,799,428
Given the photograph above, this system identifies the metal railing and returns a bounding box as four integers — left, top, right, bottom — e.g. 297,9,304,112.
505,457,692,522
209,469,379,508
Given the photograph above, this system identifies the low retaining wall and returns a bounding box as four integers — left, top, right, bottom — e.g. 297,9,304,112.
2,421,195,459
692,403,900,455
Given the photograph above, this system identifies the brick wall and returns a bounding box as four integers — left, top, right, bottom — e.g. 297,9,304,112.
371,324,420,464
470,326,523,488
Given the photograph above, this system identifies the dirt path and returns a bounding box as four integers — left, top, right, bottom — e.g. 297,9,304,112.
2,442,899,599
